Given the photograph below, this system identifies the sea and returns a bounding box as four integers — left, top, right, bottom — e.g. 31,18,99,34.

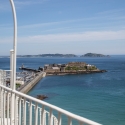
0,55,125,125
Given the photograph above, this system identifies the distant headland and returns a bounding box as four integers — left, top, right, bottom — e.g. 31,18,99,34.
17,54,77,58
81,53,110,57
17,53,110,58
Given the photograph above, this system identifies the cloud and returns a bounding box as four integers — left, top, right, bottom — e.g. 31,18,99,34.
17,13,125,30
17,30,125,43
15,0,49,6
18,21,65,29
0,0,49,12
1,30,125,43
0,5,5,11
97,9,125,16
0,2,10,12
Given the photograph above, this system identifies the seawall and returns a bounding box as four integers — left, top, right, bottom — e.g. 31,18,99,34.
19,72,46,94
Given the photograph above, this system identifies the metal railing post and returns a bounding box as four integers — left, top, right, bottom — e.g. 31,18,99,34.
10,50,14,89
10,50,15,125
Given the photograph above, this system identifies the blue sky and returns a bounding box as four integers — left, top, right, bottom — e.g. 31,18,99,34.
0,0,125,55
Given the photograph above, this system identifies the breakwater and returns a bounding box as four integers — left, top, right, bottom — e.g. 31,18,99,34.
19,67,40,72
18,72,46,94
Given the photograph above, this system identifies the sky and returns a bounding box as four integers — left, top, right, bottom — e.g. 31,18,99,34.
0,0,125,55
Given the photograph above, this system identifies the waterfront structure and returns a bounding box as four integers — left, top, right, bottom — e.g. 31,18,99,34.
0,0,101,125
19,66,40,72
68,62,87,67
43,62,105,75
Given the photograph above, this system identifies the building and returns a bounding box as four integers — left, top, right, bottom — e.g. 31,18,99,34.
68,62,87,67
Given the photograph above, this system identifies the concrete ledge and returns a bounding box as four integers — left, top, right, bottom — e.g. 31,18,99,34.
19,72,46,94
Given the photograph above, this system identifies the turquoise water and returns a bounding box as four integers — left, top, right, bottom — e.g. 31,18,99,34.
0,56,125,125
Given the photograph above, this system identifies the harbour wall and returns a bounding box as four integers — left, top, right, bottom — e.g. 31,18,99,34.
19,72,46,94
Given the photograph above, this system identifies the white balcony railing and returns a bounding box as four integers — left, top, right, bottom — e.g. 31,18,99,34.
0,70,102,125
1,1,101,125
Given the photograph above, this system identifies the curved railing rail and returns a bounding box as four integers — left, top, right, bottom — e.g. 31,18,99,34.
0,70,58,125
0,70,102,125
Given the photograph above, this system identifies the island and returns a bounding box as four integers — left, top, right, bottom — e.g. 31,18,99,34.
43,62,107,75
81,53,110,57
1,53,110,58
17,54,77,58
19,62,107,75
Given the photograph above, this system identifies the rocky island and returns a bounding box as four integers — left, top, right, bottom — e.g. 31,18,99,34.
81,53,110,57
43,62,106,75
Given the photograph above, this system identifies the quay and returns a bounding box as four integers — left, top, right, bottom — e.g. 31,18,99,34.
18,71,46,93
17,64,45,93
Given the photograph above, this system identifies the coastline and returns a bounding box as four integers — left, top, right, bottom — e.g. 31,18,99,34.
46,70,107,75
18,72,46,94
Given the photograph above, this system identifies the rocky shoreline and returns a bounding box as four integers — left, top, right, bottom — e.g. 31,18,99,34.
46,70,107,75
